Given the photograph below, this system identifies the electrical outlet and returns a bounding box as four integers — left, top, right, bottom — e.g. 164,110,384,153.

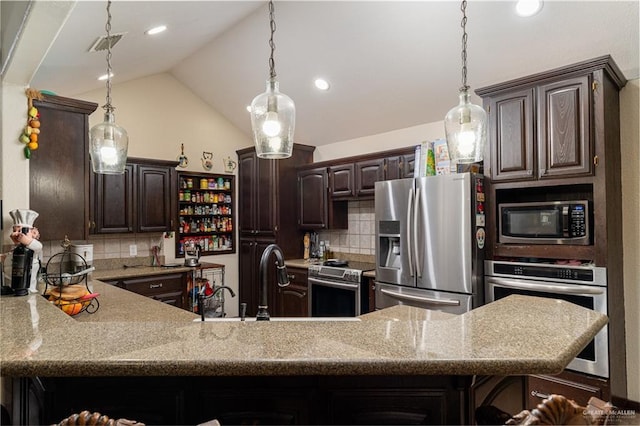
129,244,137,257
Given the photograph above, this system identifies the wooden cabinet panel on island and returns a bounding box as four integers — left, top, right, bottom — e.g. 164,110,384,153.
90,158,177,234
30,95,98,241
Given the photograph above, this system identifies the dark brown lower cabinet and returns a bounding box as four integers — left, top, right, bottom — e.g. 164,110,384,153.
21,375,471,425
105,273,186,310
527,370,610,408
275,266,308,317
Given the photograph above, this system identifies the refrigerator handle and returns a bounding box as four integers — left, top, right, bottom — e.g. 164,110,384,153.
406,187,414,276
413,188,422,278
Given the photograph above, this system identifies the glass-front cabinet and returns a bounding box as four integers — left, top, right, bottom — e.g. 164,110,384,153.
176,172,235,257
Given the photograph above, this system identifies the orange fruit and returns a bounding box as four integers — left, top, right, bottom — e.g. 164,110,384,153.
30,120,41,128
29,133,38,142
28,142,38,150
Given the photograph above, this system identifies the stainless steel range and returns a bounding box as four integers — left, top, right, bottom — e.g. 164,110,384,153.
308,261,375,317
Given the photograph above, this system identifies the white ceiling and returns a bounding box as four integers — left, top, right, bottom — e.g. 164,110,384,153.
30,1,640,147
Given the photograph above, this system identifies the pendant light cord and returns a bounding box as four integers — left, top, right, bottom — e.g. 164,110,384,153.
268,0,277,80
460,0,469,91
103,0,114,114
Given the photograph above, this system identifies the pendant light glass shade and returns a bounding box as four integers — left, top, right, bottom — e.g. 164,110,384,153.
90,111,129,174
444,88,486,163
251,79,295,159
445,0,486,164
90,0,128,174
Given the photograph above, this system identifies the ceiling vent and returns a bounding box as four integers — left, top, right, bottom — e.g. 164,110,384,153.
88,32,126,52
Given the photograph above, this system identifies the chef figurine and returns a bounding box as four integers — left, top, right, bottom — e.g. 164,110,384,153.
5,209,43,294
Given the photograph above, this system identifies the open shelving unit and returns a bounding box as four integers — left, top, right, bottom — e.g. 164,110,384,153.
176,172,235,257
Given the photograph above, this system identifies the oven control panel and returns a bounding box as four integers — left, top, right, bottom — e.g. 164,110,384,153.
308,265,362,283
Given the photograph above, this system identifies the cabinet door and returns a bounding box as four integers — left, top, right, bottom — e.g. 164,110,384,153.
355,158,385,196
384,156,402,180
152,291,185,309
527,372,609,408
489,88,535,181
239,239,276,317
255,157,278,236
537,75,591,179
90,164,134,234
30,96,97,241
297,168,328,229
402,154,416,178
329,164,355,198
137,164,174,232
276,267,308,317
237,151,257,236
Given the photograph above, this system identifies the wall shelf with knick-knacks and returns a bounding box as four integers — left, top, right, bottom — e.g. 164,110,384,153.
176,172,235,257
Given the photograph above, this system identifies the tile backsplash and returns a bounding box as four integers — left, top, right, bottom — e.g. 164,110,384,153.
37,233,165,266
318,200,375,255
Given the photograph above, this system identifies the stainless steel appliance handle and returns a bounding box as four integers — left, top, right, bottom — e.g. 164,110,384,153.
406,187,414,276
309,277,359,291
380,288,460,306
413,188,422,278
489,277,605,295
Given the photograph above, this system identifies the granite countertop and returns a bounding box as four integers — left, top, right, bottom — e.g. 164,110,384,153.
0,280,607,378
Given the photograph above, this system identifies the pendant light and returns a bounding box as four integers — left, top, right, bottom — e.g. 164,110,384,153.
250,0,295,159
444,0,487,164
89,0,129,174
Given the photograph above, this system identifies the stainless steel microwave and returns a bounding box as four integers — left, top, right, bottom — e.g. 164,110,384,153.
498,200,590,245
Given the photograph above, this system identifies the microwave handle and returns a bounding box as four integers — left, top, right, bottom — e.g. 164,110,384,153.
488,277,605,295
562,206,570,237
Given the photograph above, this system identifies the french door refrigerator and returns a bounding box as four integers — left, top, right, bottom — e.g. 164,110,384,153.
375,173,486,314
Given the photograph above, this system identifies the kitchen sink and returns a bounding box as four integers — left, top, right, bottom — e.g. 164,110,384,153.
194,317,361,322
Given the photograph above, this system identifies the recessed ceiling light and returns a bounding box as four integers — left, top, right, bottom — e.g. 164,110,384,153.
515,0,543,17
246,105,252,113
98,72,113,81
145,25,167,35
314,78,330,91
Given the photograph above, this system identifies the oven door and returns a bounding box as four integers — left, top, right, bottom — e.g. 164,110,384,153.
375,283,472,315
485,276,609,378
308,276,361,317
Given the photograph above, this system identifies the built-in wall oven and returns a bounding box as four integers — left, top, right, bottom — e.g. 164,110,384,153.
485,260,608,378
308,262,375,317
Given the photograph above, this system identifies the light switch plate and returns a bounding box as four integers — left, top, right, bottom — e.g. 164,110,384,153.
129,244,137,257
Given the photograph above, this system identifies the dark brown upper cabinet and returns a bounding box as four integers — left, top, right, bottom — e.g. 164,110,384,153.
297,167,347,230
355,158,385,197
30,95,98,241
90,158,177,234
482,73,591,183
329,163,355,198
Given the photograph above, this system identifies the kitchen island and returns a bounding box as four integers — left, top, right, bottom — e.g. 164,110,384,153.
1,280,607,425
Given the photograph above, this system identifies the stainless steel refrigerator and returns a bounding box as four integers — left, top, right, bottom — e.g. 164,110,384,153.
375,173,486,314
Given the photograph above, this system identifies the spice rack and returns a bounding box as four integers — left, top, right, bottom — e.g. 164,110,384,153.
177,172,235,257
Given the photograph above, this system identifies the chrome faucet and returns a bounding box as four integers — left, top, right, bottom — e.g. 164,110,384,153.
256,244,290,321
199,285,235,321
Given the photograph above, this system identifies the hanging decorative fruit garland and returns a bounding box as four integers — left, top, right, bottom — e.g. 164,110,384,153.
21,89,43,159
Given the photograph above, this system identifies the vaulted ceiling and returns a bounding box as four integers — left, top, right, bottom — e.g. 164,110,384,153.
30,1,640,146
